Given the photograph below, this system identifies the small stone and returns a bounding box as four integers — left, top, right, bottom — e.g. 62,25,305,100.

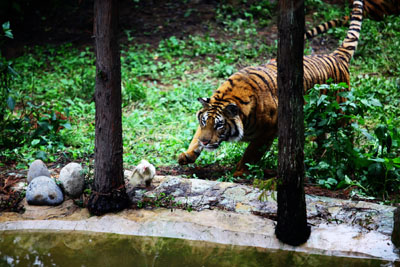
392,207,400,248
26,176,64,206
27,159,51,183
59,163,84,198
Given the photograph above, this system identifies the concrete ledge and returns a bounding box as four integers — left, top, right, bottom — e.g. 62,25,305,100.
0,208,399,262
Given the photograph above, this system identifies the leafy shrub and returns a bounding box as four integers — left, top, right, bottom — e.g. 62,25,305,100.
304,82,400,198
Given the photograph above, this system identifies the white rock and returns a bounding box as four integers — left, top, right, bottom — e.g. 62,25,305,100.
59,163,84,198
27,159,51,183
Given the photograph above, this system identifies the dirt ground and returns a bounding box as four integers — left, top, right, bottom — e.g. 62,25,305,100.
2,0,340,58
3,0,219,58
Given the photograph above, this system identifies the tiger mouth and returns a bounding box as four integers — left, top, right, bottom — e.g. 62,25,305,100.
199,141,220,151
204,144,219,151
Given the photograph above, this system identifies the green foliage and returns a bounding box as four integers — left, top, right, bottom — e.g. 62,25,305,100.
304,82,400,199
355,16,400,77
305,0,349,40
122,77,146,105
216,0,276,28
0,43,95,164
253,177,277,201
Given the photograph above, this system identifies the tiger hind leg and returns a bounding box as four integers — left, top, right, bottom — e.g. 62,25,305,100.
234,135,275,177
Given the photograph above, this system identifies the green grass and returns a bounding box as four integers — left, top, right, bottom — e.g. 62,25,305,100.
1,2,399,198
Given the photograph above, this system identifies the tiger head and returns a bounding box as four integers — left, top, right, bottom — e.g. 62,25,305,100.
196,97,244,151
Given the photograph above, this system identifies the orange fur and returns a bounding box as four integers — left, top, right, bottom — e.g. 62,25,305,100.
361,0,399,20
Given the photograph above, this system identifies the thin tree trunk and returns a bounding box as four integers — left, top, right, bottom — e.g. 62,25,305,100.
275,0,310,245
87,0,129,215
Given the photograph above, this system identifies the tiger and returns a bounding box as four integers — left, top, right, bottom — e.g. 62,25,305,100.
304,16,349,40
178,0,364,177
330,0,399,20
363,0,400,20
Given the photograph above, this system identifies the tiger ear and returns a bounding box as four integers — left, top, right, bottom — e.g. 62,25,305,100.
198,97,211,108
224,103,239,117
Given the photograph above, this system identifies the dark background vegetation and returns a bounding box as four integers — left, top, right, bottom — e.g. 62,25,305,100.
1,0,219,58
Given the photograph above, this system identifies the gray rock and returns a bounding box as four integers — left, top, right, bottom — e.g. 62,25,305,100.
59,163,84,198
125,176,396,235
26,176,64,206
27,160,51,183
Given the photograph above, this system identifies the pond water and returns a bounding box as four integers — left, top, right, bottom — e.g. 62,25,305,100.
0,230,391,267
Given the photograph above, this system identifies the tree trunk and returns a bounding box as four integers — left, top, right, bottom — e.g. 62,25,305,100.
87,0,129,216
275,0,310,245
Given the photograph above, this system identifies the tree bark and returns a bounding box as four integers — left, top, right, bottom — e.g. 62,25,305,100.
392,207,400,248
275,0,310,245
87,0,129,216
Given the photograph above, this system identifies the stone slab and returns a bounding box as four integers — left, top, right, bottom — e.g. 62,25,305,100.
0,209,398,262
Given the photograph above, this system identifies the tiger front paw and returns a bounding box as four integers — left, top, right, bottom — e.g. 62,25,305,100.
233,168,252,177
233,170,245,177
233,160,250,177
178,152,196,165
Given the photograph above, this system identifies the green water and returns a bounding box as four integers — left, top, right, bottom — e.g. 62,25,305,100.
0,230,391,267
